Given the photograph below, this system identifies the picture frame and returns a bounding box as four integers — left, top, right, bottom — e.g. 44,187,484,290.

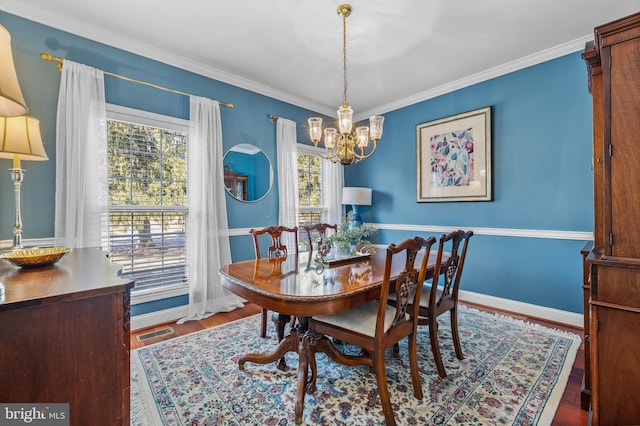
416,106,492,202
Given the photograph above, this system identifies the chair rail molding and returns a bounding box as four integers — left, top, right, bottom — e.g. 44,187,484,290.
230,224,592,241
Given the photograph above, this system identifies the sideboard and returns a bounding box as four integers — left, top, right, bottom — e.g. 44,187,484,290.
0,247,134,425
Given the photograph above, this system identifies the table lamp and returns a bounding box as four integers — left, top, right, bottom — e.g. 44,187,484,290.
0,116,48,248
342,187,372,227
0,24,28,117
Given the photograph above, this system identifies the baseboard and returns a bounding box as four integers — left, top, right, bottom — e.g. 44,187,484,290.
459,290,583,329
131,305,189,331
131,291,583,331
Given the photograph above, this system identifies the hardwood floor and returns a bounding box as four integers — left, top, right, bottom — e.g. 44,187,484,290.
130,302,589,425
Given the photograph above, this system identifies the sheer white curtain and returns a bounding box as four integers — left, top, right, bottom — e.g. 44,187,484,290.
323,159,344,225
178,96,243,323
54,60,107,248
276,118,299,247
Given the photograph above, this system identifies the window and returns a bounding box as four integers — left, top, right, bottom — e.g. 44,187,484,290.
105,105,189,294
297,144,328,244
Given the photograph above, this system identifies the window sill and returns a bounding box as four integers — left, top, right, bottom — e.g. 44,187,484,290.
131,283,189,305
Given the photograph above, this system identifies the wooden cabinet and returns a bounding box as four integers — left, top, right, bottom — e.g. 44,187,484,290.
224,165,248,200
588,254,640,425
579,241,593,410
582,12,640,425
0,247,134,425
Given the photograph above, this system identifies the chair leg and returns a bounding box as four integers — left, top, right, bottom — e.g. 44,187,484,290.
274,313,290,342
392,342,400,357
260,308,268,338
407,332,423,400
429,319,447,378
451,307,464,360
373,349,396,426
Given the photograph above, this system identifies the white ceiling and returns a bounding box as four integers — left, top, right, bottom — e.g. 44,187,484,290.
2,1,639,119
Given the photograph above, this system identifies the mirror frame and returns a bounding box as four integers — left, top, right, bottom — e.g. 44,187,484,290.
223,143,273,202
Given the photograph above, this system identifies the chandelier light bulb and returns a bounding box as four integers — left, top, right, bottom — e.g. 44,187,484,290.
324,128,338,149
337,106,353,135
308,117,323,143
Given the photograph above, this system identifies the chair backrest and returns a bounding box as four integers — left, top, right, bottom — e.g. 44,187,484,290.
429,229,473,308
302,223,337,255
376,236,437,338
250,226,299,260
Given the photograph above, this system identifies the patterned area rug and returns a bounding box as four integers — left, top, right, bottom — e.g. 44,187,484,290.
131,306,581,425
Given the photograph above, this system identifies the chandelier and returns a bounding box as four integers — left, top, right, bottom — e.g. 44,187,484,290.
308,4,384,165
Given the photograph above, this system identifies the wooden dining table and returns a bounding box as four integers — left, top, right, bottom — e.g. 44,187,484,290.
219,248,444,424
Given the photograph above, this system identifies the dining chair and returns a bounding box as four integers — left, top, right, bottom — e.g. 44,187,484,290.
302,223,337,256
391,229,473,378
307,236,436,426
249,225,299,341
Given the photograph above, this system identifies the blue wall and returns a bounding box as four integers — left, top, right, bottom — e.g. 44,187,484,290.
347,52,593,313
0,12,592,316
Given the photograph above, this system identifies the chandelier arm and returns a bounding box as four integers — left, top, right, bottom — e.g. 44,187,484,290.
352,140,379,163
312,141,341,164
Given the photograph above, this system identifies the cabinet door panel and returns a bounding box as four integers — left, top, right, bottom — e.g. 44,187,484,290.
610,38,640,257
595,307,640,425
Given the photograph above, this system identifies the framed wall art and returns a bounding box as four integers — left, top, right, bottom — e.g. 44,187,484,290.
416,106,492,202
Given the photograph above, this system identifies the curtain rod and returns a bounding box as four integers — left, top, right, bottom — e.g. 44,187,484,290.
40,52,234,109
269,114,279,122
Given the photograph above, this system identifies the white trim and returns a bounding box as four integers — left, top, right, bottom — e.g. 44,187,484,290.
131,305,189,331
459,289,583,329
0,237,55,249
230,224,592,241
371,223,592,241
354,36,590,120
130,289,583,331
4,2,585,119
106,103,189,131
1,2,334,117
131,283,188,305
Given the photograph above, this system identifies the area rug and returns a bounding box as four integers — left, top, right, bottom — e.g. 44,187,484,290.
130,306,581,425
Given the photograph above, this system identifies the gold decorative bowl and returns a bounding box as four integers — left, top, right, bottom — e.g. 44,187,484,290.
0,247,72,268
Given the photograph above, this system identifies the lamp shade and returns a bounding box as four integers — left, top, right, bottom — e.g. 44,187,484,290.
0,24,28,117
342,187,372,206
0,116,48,161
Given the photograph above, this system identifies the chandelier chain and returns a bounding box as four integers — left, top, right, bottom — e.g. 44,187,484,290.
342,10,349,108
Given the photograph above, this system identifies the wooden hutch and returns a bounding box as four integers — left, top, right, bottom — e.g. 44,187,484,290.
582,12,640,425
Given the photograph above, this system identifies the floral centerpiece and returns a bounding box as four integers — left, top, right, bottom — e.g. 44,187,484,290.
328,211,377,254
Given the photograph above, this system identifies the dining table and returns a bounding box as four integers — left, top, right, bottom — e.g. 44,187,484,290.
219,247,445,424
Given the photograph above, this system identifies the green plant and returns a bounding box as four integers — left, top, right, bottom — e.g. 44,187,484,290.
328,211,377,253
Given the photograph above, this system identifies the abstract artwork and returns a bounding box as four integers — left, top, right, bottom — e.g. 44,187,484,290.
417,107,491,202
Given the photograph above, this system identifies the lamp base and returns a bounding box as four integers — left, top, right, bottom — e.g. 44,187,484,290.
9,167,23,249
349,204,363,229
350,212,363,227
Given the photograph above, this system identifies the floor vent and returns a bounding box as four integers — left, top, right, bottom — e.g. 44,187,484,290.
136,327,174,342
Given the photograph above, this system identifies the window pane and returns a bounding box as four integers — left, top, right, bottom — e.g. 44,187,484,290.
107,116,188,292
107,121,187,207
298,152,322,208
106,211,187,290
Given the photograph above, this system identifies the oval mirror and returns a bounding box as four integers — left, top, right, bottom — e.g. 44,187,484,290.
223,144,273,202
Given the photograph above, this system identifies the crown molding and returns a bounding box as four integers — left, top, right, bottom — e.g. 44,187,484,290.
1,3,334,116
354,35,592,121
3,3,588,120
